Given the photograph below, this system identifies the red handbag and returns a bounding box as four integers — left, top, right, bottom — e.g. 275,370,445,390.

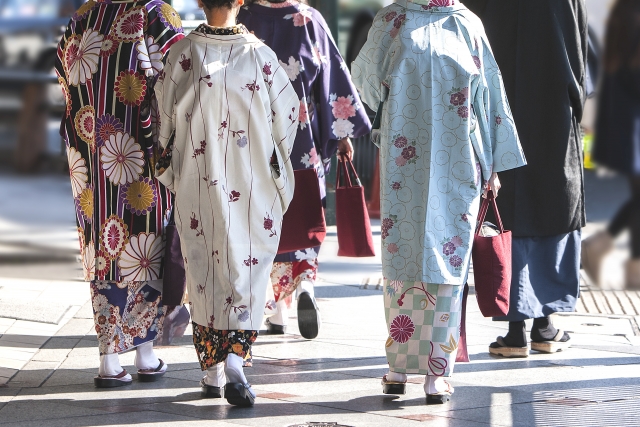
335,158,375,257
277,168,327,254
471,190,512,317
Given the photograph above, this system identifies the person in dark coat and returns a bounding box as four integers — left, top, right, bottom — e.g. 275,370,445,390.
462,0,588,357
583,0,640,289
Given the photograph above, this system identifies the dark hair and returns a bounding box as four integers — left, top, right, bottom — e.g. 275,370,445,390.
604,0,640,73
246,0,308,4
201,0,239,9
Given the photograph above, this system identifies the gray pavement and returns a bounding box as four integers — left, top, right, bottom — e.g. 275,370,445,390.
0,170,639,427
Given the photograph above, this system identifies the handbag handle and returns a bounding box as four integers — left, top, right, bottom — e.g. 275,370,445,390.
474,190,505,235
336,158,362,189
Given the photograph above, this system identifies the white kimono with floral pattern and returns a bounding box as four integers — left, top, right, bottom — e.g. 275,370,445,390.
155,30,298,331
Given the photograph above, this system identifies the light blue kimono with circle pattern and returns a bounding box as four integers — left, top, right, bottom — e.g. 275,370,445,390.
352,0,526,286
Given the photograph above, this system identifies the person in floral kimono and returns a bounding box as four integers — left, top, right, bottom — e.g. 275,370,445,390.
238,0,371,340
154,0,298,407
56,0,184,387
352,0,526,403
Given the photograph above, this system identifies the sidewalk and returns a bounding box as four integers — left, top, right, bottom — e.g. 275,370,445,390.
0,172,639,426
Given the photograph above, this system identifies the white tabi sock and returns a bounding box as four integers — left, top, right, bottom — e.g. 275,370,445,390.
386,371,407,383
298,280,315,299
267,298,289,326
203,362,226,387
424,375,450,394
134,341,160,371
225,353,248,385
99,353,126,377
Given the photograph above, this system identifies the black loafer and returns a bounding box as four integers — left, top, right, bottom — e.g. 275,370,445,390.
200,378,224,398
297,292,320,339
225,382,256,407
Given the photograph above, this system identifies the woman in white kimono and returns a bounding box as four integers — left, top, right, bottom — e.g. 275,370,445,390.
352,0,526,403
155,0,298,407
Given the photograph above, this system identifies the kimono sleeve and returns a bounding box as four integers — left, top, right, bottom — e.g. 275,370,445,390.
141,1,185,149
269,59,300,213
153,49,180,191
55,21,74,139
350,10,395,111
312,20,371,160
471,36,526,179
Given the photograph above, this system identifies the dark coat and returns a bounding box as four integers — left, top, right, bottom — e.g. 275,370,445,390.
593,69,640,176
461,0,588,237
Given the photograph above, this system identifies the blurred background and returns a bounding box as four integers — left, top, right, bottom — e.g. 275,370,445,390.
0,0,633,299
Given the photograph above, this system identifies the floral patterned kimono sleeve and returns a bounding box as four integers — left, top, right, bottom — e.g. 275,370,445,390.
267,53,300,212
471,36,526,180
154,50,181,191
312,22,371,159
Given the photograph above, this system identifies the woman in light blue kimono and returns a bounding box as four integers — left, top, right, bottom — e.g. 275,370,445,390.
352,0,526,403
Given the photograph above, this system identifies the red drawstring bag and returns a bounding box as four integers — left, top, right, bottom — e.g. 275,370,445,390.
455,283,470,362
278,168,327,254
471,190,512,317
335,158,375,257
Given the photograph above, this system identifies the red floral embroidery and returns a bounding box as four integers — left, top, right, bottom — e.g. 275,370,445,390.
389,314,415,344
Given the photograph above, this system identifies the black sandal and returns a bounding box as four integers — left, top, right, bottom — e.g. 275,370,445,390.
381,374,406,395
225,382,256,407
426,381,454,404
200,378,224,398
94,369,132,388
137,359,167,382
265,318,286,335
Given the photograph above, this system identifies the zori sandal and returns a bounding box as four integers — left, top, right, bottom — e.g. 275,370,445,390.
426,380,454,404
94,369,132,388
200,377,224,398
531,329,571,354
137,359,167,382
489,336,529,358
381,374,406,395
225,382,256,407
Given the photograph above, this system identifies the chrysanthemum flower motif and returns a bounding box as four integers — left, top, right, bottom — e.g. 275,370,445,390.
332,118,354,139
67,147,88,198
158,3,183,32
101,215,129,259
73,0,97,21
82,242,96,281
74,105,96,150
118,233,165,281
96,114,124,147
100,132,145,186
115,70,147,106
58,77,72,117
120,177,157,216
100,35,118,57
112,6,147,43
389,314,415,344
95,249,111,278
64,30,103,86
92,292,109,314
137,37,164,78
77,186,94,222
279,56,302,81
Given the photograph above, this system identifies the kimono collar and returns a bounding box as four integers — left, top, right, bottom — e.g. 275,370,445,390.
397,0,463,12
408,0,455,6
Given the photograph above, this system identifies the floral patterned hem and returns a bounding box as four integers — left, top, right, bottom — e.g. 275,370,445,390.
91,280,165,356
192,322,258,371
384,280,462,377
269,259,318,304
194,24,249,36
